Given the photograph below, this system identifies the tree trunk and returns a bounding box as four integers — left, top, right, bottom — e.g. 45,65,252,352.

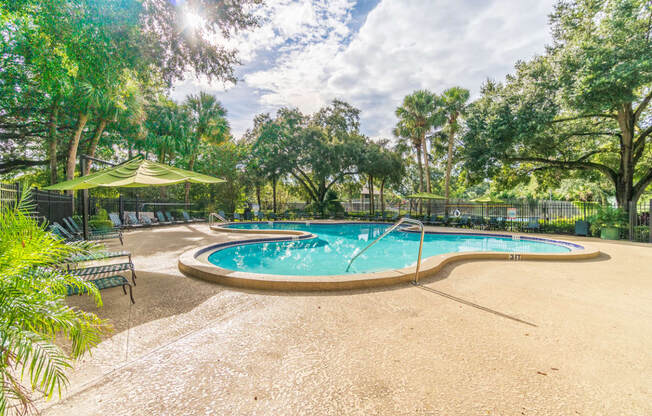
184,153,195,204
272,175,277,214
380,178,386,215
416,144,423,214
66,112,89,191
616,104,635,212
368,175,374,215
255,184,261,209
48,102,59,185
422,132,431,194
444,113,457,217
84,119,107,175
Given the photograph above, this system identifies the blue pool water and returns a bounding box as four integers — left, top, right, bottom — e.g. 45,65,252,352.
207,222,572,276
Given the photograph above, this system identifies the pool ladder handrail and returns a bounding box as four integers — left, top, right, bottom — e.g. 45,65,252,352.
345,217,425,283
209,212,227,227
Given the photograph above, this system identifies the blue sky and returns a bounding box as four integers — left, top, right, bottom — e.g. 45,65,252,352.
172,0,556,139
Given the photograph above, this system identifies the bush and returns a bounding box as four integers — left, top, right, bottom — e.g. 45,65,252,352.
0,189,107,413
589,206,628,236
89,219,114,231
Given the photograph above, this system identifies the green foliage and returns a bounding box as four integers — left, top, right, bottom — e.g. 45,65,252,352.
462,0,652,209
0,189,107,414
589,206,628,234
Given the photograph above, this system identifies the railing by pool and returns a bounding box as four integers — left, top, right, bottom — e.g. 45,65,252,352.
346,218,425,283
209,212,227,227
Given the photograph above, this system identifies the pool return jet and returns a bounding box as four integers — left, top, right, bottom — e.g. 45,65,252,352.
345,218,425,283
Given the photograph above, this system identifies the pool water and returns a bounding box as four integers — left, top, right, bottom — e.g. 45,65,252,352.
207,222,571,276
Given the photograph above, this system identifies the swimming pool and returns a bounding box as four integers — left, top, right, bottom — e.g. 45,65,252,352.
206,222,573,276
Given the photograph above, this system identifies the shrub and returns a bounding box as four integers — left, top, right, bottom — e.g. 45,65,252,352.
589,206,628,236
0,189,107,414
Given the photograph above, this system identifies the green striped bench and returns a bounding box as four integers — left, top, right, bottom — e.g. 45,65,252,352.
69,262,136,285
67,275,134,303
66,250,131,264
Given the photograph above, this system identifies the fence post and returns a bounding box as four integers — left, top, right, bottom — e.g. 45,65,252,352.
628,201,636,241
119,194,124,224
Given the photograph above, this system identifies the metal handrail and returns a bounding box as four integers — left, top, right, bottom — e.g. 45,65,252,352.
345,218,425,283
209,212,227,226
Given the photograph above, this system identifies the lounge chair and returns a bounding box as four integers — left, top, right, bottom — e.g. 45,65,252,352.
64,216,124,237
50,222,123,245
140,215,156,226
525,217,540,232
182,211,201,223
126,212,147,228
156,211,172,225
109,212,126,229
66,250,135,303
233,212,241,221
165,211,184,224
256,211,265,221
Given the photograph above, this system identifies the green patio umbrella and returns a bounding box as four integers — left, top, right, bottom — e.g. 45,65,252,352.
44,156,225,191
406,192,446,200
472,195,505,218
44,156,225,239
471,195,504,203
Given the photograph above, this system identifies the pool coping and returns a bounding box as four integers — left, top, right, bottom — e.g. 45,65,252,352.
178,221,601,291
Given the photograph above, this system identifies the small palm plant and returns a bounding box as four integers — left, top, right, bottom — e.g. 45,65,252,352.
0,189,107,415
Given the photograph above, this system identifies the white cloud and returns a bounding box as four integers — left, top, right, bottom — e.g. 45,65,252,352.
173,0,556,139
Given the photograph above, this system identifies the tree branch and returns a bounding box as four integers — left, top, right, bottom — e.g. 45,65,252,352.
633,168,652,202
634,89,652,122
0,158,49,174
634,124,652,153
552,113,616,123
289,171,317,202
507,156,618,185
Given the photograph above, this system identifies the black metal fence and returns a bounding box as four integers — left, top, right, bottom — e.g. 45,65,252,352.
0,182,19,209
630,199,651,243
84,196,204,224
32,189,73,225
2,181,651,242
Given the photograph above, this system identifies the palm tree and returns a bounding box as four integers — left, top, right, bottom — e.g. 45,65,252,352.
394,90,443,195
183,92,230,203
0,189,106,414
65,82,102,185
440,87,470,206
84,78,145,174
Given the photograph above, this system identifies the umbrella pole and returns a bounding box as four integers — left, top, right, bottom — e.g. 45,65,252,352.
80,156,89,241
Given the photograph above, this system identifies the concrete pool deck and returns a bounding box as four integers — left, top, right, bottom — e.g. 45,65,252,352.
41,223,651,415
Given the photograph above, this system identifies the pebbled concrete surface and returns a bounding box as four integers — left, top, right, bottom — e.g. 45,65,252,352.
39,223,651,415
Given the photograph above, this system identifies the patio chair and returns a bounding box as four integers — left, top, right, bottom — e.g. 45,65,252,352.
456,215,471,228
51,221,123,245
233,212,242,221
255,211,265,221
182,211,201,223
64,216,124,238
267,212,277,221
66,252,136,303
156,211,172,225
140,215,156,226
165,211,185,224
109,212,126,229
126,212,147,228
488,217,499,230
525,217,540,232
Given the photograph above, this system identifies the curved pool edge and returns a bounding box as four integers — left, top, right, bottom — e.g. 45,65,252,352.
179,224,601,291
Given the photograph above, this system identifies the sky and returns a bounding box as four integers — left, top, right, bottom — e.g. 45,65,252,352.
171,0,557,140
